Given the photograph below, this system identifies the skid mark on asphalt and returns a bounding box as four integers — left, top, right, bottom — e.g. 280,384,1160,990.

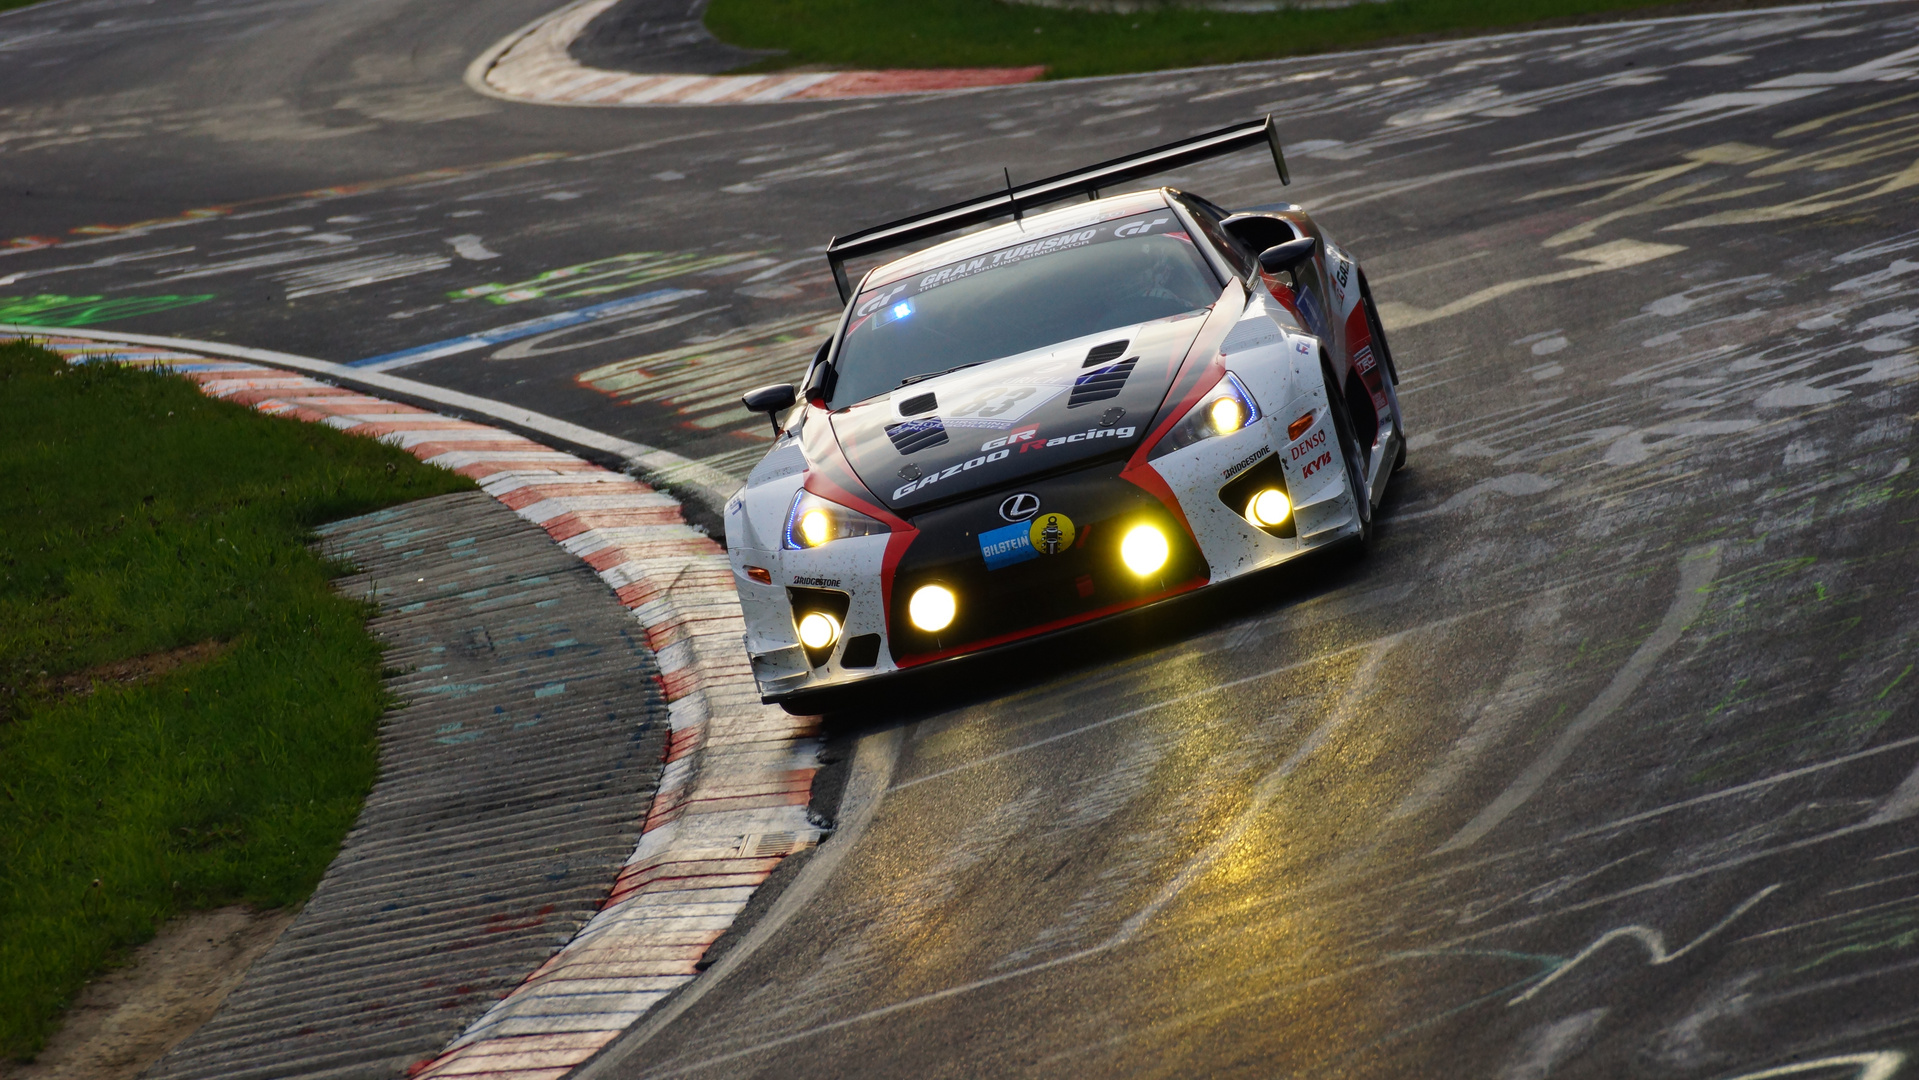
1376,239,1688,331
1507,883,1781,1004
1435,543,1711,850
575,310,840,432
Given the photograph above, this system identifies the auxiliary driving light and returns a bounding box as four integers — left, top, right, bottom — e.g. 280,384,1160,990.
797,611,842,651
1209,396,1245,435
909,585,957,632
1119,525,1170,576
1247,488,1292,528
798,508,832,548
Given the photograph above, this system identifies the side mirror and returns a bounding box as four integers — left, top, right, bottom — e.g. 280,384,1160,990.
1258,236,1317,275
801,338,832,404
742,383,798,437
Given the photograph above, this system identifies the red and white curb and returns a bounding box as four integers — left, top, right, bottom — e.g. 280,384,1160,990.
466,0,1044,106
5,330,819,1080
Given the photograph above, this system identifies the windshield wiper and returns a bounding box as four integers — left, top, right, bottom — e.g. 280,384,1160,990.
898,361,984,388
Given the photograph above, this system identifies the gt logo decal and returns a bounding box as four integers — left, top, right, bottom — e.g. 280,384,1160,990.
1114,217,1169,238
1300,450,1334,479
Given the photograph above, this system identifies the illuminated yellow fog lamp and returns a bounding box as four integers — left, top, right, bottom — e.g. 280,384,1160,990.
1119,524,1170,576
908,585,957,632
797,611,842,650
1246,488,1291,528
798,508,831,548
1209,396,1245,435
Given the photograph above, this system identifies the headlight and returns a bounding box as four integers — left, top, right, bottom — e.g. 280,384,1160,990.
783,489,889,550
1119,525,1169,576
1246,488,1291,527
909,585,956,632
797,611,842,650
1150,371,1262,458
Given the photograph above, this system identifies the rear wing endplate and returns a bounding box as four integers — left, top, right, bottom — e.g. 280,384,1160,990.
824,114,1289,303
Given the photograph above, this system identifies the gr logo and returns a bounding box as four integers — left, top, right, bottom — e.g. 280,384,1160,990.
999,492,1040,522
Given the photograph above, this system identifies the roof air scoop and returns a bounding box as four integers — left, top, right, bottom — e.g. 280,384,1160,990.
1083,340,1130,368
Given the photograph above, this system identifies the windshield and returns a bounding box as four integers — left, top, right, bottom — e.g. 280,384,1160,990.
830,211,1221,408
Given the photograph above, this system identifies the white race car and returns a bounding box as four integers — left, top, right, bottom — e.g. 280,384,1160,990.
727,118,1406,711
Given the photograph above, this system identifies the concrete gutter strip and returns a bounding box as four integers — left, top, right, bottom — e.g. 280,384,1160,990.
152,491,669,1080
8,331,823,1080
465,0,1043,107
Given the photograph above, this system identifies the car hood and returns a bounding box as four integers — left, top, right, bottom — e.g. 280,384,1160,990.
830,311,1209,513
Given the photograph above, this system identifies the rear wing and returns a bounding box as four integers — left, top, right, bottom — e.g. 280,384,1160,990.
824,114,1289,303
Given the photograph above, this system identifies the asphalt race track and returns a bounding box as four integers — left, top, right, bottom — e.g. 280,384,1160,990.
6,0,1919,1076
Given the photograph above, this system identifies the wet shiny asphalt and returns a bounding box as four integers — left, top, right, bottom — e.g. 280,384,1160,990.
6,1,1919,1074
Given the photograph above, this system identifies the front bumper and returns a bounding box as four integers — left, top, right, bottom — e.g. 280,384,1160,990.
735,391,1366,703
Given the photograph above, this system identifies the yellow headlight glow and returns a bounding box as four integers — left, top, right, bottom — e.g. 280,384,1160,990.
1247,488,1291,527
797,611,841,650
1119,525,1170,576
908,585,957,632
798,508,831,547
1209,396,1244,435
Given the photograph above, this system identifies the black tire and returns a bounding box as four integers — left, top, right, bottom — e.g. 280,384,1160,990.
1324,363,1373,549
1360,280,1408,475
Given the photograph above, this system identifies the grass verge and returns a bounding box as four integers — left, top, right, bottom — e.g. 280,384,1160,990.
708,0,1797,78
0,341,473,1061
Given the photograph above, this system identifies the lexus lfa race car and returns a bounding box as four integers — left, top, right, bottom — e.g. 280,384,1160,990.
726,118,1406,711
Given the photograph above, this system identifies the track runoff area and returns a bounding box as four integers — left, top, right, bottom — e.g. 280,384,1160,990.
3,0,1919,1076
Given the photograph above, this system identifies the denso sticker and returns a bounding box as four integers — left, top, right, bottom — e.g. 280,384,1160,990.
1289,428,1328,461
893,448,1011,500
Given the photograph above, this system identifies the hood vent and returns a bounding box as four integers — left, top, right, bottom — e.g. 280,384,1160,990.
1083,340,1129,367
886,417,949,455
1069,357,1138,408
898,392,938,416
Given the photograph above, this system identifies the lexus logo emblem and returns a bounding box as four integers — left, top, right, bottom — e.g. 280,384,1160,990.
999,493,1040,522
